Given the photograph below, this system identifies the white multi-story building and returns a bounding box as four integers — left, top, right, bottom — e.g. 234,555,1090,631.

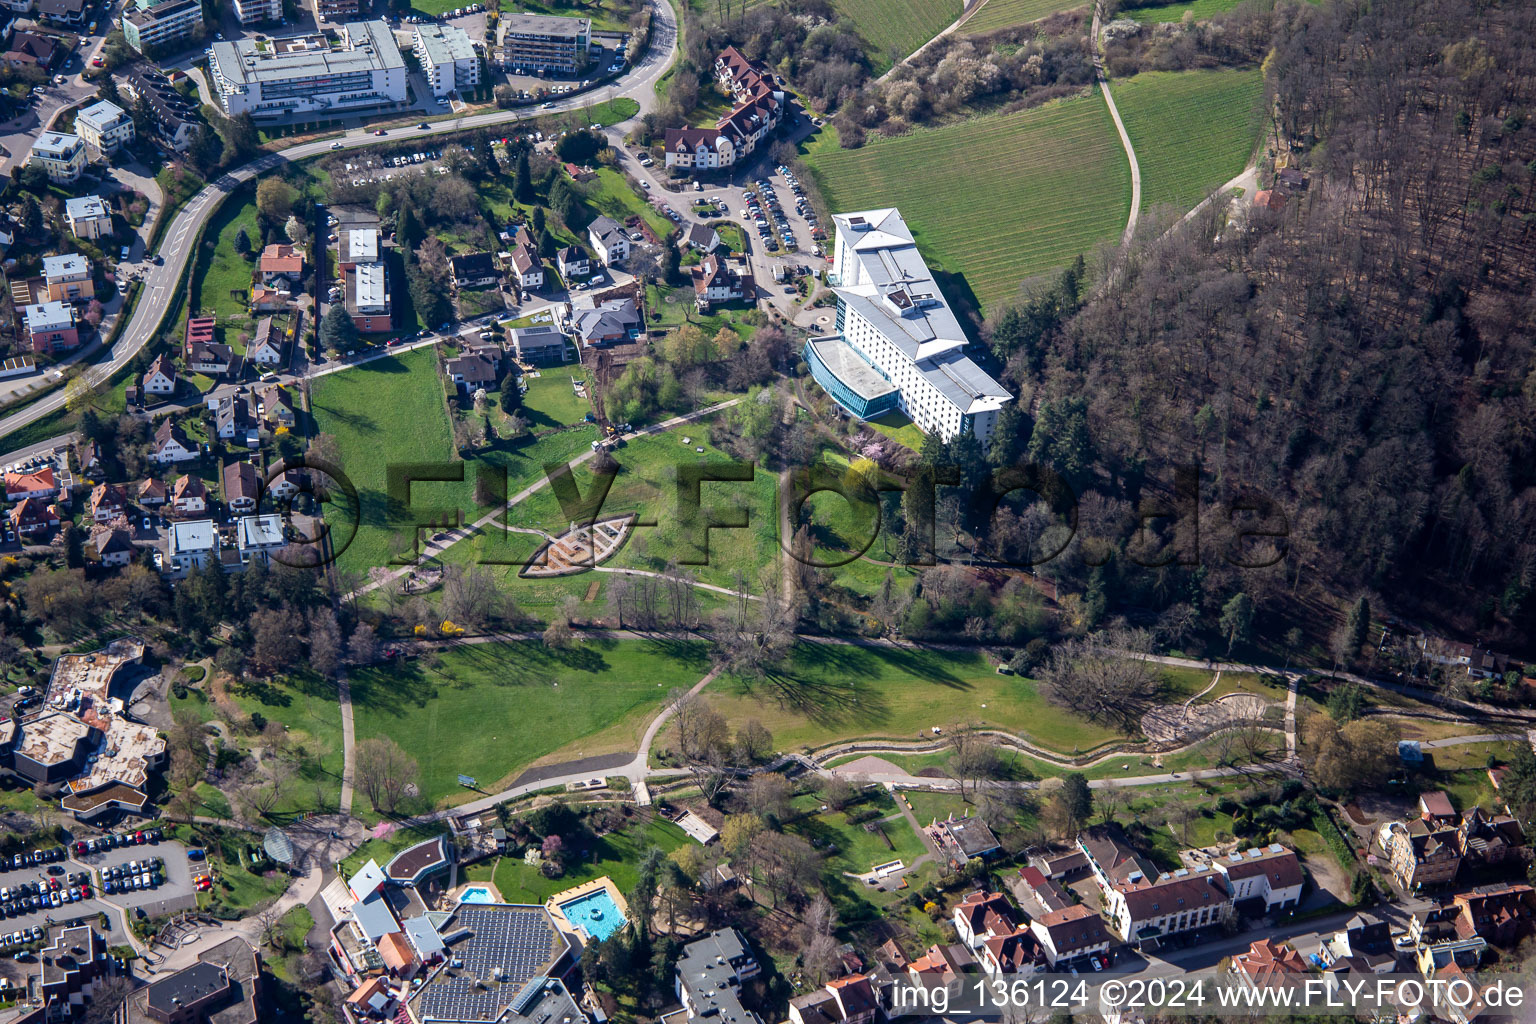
207,21,406,119
413,23,479,97
231,0,279,24
27,131,85,183
804,208,1011,444
74,99,134,154
120,0,204,54
64,196,112,240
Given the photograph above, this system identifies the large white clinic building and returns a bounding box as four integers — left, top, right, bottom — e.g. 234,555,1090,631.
805,208,1011,444
207,21,406,119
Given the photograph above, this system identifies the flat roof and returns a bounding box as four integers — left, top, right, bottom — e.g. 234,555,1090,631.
347,228,378,262
170,519,218,553
14,712,92,767
31,131,80,157
807,337,898,403
411,905,571,1024
211,20,402,89
76,99,126,131
501,12,589,37
416,23,476,64
65,195,109,220
43,253,89,278
23,302,73,331
237,514,284,550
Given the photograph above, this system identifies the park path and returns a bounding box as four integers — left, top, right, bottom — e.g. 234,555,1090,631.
348,397,743,601
338,672,356,815
877,0,991,83
1092,0,1142,246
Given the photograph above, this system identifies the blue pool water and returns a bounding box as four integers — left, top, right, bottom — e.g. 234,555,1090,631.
559,890,626,941
459,886,495,905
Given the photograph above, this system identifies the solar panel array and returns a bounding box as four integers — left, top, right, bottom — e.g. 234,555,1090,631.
415,905,570,1024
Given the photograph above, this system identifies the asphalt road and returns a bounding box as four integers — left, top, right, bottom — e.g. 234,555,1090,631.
0,0,679,447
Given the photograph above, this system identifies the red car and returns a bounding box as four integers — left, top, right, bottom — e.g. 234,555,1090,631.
134,831,145,844
78,885,89,899
194,877,212,892
73,841,87,855
90,56,103,67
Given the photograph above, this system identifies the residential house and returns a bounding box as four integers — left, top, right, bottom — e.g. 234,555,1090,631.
257,386,296,430
23,301,78,353
189,341,237,376
42,253,93,303
236,514,284,565
166,519,218,576
142,353,178,396
572,298,641,348
75,100,135,155
92,528,134,567
413,22,479,96
258,243,305,286
789,976,879,1024
1450,884,1536,947
1456,807,1526,872
1379,818,1462,890
1253,189,1287,213
87,483,127,523
978,929,1046,976
183,315,214,355
267,468,306,503
951,890,1018,950
509,324,568,365
587,216,629,266
1010,866,1073,917
64,196,113,241
1209,844,1305,914
674,929,761,1024
5,466,56,501
344,261,391,333
74,439,101,477
1030,848,1091,883
1231,939,1308,992
510,246,543,290
137,478,167,508
28,132,86,184
9,496,59,537
1276,166,1309,190
248,316,285,366
685,222,721,253
1028,905,1110,968
1432,964,1496,1024
691,252,754,311
1081,825,1231,947
1417,637,1511,679
663,47,783,171
556,244,590,280
3,31,60,70
223,461,260,513
905,943,972,998
496,12,590,73
171,474,207,514
215,395,259,447
249,286,287,313
151,420,198,464
445,353,497,393
663,128,737,170
1316,913,1398,974
37,0,86,23
123,67,199,151
450,251,498,289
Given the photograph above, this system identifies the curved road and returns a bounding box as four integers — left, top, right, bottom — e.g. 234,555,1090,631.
1092,0,1141,246
0,0,679,446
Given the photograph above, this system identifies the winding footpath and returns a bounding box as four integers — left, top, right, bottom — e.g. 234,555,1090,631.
1092,0,1142,245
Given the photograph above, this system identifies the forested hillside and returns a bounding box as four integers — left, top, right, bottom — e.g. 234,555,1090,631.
982,0,1536,649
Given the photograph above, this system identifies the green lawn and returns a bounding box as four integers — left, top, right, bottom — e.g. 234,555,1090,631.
468,817,690,903
1112,68,1267,212
308,346,598,578
188,191,260,351
866,411,926,452
520,369,592,430
476,0,635,30
786,791,928,875
585,168,672,239
700,644,1131,757
341,821,449,879
802,92,1130,313
1124,0,1247,21
963,0,1086,33
348,638,711,807
832,0,960,72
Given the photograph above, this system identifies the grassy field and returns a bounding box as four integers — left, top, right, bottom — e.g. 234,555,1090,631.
963,0,1085,33
188,192,260,351
586,168,672,239
832,0,960,71
785,789,928,876
467,816,691,903
308,347,597,578
802,92,1130,313
697,644,1131,756
1112,68,1267,212
866,410,925,451
348,638,710,807
520,368,592,430
1124,0,1247,22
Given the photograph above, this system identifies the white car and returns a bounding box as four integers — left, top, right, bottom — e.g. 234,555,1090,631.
641,180,651,190
330,141,342,149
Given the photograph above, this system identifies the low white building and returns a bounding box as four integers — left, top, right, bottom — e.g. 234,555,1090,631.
413,23,479,97
27,132,85,184
74,100,134,155
587,216,629,266
64,196,112,240
166,519,218,576
237,514,285,565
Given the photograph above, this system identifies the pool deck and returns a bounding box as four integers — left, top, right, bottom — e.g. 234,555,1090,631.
450,881,505,904
545,876,631,944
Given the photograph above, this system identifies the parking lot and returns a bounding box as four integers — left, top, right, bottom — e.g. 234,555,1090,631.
77,840,196,919
0,851,128,945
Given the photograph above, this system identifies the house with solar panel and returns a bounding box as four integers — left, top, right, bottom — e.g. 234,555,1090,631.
805,208,1011,444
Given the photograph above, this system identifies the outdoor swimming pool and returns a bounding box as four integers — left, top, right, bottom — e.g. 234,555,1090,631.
558,889,626,941
459,886,495,905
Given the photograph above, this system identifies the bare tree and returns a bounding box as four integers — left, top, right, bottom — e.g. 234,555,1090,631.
354,736,420,813
1037,628,1161,729
944,723,1003,801
348,621,379,665
442,563,505,629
